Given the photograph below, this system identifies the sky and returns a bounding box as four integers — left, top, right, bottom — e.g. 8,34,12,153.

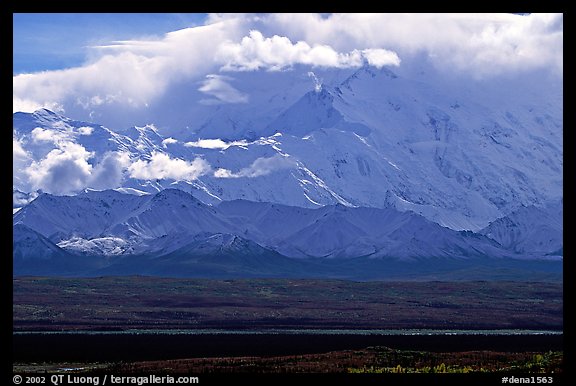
13,13,563,130
13,13,208,74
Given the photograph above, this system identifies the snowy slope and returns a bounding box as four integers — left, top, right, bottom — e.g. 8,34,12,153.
141,233,316,278
13,57,561,233
116,188,234,239
13,189,561,278
479,201,563,256
217,199,323,244
14,188,545,260
13,109,164,161
219,200,511,260
13,189,150,242
13,224,70,261
13,188,240,257
13,224,106,276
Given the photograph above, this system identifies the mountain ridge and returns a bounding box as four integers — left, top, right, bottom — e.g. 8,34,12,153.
13,59,562,231
13,188,561,278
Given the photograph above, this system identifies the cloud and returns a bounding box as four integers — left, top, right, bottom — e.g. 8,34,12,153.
17,145,210,193
24,147,133,194
13,97,64,114
198,74,248,104
307,71,323,92
25,141,95,195
88,152,131,190
30,125,93,143
13,190,39,207
17,128,132,193
162,137,178,147
77,126,94,135
12,13,562,130
31,127,68,143
13,138,33,190
17,125,118,192
13,138,29,159
214,154,295,178
184,138,249,150
217,30,400,71
264,13,563,77
128,151,211,181
13,53,172,113
12,18,245,122
362,48,401,68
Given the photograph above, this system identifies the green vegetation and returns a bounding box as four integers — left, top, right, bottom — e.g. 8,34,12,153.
346,349,562,374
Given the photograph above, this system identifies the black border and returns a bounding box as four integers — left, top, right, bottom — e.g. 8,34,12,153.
6,1,570,13
9,5,570,386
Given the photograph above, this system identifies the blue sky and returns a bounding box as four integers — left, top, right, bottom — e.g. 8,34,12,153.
13,13,207,74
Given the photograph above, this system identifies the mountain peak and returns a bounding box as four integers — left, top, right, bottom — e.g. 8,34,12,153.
265,84,343,137
34,107,58,116
32,108,68,123
152,188,202,204
340,64,397,89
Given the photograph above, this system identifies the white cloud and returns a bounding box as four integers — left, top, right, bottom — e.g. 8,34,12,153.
88,152,131,190
12,13,562,129
362,48,401,68
31,127,68,143
213,168,234,178
13,53,170,113
264,13,562,77
13,138,29,159
13,190,39,207
30,125,95,144
13,97,64,114
25,142,95,195
128,151,210,181
77,126,94,135
307,71,323,92
184,138,249,150
13,138,33,190
214,154,295,178
18,128,132,193
162,137,178,147
12,19,245,119
217,30,400,71
17,145,210,193
198,74,248,104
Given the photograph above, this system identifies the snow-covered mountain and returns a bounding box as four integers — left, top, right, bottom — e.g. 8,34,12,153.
13,61,562,232
13,188,237,256
13,224,69,262
479,200,563,256
217,200,511,260
13,224,107,276
12,58,562,279
13,188,503,259
13,188,562,278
